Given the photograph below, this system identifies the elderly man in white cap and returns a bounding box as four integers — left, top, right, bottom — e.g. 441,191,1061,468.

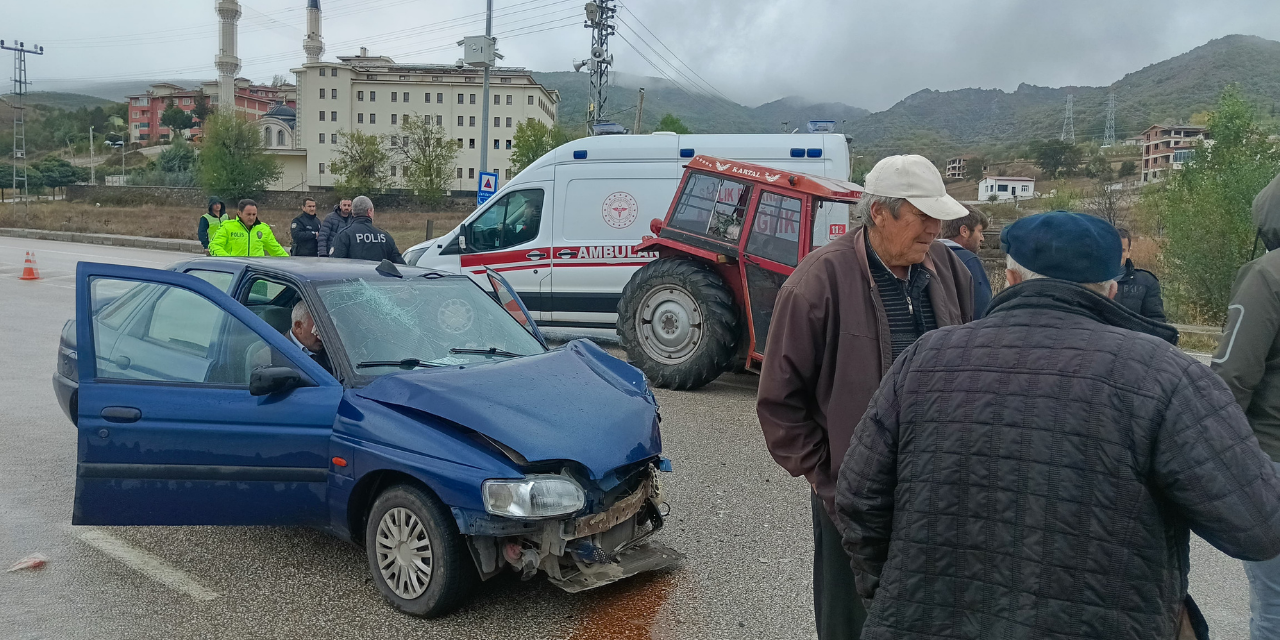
758,155,974,639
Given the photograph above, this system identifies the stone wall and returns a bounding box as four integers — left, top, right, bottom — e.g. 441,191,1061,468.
66,185,476,212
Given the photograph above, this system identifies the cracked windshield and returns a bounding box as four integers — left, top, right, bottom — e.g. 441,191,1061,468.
314,277,544,375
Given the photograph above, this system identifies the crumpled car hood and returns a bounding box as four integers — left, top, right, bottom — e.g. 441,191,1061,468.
354,339,661,479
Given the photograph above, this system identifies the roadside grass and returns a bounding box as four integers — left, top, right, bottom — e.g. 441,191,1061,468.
0,201,467,252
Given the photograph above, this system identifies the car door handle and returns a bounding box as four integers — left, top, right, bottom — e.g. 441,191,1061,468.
526,251,547,260
556,249,577,259
101,406,142,423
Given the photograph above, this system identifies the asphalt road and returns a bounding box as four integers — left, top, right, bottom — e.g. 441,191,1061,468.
0,238,1253,639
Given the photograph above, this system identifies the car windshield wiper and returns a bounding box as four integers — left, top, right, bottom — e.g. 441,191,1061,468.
449,347,523,359
355,358,443,369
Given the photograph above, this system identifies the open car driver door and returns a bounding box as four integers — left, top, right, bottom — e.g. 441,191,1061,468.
486,267,547,348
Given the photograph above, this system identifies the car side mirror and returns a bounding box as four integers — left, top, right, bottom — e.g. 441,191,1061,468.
249,366,305,396
458,225,468,251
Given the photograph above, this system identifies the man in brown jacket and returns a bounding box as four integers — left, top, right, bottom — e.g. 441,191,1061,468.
758,154,974,639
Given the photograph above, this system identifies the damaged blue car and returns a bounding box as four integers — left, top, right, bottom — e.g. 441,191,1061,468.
52,258,679,617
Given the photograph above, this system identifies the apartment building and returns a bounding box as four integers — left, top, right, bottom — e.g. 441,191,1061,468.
291,48,559,192
126,79,297,145
1141,124,1207,184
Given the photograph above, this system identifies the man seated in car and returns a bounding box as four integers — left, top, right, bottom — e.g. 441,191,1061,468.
507,200,541,245
255,301,332,375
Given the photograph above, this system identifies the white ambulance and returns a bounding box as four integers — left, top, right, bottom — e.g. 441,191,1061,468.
404,132,851,328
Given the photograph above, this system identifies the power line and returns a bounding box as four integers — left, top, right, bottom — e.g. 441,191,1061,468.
615,3,731,104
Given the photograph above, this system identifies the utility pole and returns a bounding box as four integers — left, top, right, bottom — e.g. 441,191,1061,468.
578,0,616,135
1,40,43,216
459,2,501,184
1103,92,1117,147
89,126,95,184
1061,94,1075,144
633,87,645,134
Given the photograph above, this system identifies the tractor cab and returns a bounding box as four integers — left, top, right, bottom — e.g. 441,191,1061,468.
617,155,863,390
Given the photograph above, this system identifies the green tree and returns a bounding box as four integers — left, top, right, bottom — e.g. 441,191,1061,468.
655,113,691,134
32,156,86,189
1143,85,1280,323
396,116,461,206
329,129,390,198
196,112,282,201
510,120,578,175
1030,139,1084,178
964,157,986,182
158,138,197,173
160,100,195,141
1084,154,1114,181
1118,160,1137,178
191,91,211,124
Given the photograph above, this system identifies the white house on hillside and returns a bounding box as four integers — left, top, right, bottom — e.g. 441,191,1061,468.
978,176,1034,202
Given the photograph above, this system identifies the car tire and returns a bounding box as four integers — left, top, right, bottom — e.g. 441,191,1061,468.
365,484,477,618
618,258,739,390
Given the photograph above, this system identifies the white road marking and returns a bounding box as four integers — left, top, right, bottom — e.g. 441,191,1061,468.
78,529,219,601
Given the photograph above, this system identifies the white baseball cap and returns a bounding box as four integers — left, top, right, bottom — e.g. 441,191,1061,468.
863,154,969,221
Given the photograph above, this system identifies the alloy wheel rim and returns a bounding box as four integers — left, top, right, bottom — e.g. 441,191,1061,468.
375,507,434,600
637,285,703,365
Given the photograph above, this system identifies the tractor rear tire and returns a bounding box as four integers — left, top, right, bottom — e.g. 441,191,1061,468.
617,258,739,390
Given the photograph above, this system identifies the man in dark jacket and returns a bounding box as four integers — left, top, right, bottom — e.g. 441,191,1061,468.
1212,171,1280,640
939,205,992,318
836,211,1280,640
759,154,974,640
316,198,353,257
289,198,321,256
329,196,404,264
1114,228,1167,322
198,197,227,253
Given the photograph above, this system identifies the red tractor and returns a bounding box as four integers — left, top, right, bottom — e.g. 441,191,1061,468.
617,155,864,390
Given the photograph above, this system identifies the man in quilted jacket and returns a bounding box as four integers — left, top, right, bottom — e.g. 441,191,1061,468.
835,211,1280,640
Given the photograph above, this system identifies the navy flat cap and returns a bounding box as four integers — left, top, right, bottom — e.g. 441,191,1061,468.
1000,211,1124,283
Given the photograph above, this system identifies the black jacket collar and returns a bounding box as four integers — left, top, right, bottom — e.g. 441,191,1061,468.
987,278,1179,345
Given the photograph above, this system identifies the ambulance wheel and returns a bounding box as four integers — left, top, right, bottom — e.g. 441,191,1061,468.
365,484,476,618
618,258,739,390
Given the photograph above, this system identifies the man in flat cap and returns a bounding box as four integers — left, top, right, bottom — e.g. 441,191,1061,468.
759,154,974,639
835,211,1280,640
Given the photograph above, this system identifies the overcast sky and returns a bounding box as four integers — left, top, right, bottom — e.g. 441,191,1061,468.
11,0,1280,111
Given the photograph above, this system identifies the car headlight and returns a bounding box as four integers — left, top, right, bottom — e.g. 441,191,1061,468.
482,475,585,519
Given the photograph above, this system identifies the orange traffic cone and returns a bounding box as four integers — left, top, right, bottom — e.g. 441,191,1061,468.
19,251,40,281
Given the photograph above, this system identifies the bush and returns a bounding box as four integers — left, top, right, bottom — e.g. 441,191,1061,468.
197,112,282,201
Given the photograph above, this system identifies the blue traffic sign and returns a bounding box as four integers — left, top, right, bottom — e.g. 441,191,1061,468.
477,171,499,206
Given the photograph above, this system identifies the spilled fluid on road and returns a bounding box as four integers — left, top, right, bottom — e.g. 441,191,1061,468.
567,570,678,639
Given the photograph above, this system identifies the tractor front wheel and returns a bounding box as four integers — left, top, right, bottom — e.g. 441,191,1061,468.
617,258,739,390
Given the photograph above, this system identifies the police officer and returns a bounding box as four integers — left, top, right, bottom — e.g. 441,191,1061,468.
209,199,290,257
1114,227,1167,322
198,197,228,254
329,196,404,263
289,197,321,256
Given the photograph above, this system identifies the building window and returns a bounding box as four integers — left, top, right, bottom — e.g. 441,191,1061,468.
319,68,327,77
370,91,376,102
465,76,475,83
391,166,397,176
132,111,139,118
458,115,465,126
528,95,534,105
505,168,512,179
500,77,511,84
432,76,442,82
506,95,512,105
436,115,443,126
469,116,476,127
138,122,149,129
494,94,501,106
367,74,378,80
319,133,326,143
506,117,512,128
391,92,397,102
370,113,376,124
331,111,337,121
437,92,444,104
319,111,327,121
358,113,364,123
469,139,475,149
457,167,463,179
457,93,464,104
402,92,409,103
425,92,432,103
399,75,409,81
319,163,326,174
330,88,336,99
505,139,512,149
469,94,476,105
493,139,500,150
457,138,463,146
277,129,285,147
182,97,192,106
320,88,326,99
469,168,475,179
494,117,500,128
358,91,364,101
391,114,398,125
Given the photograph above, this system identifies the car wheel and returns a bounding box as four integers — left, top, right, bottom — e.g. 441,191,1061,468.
617,258,739,390
365,484,477,617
